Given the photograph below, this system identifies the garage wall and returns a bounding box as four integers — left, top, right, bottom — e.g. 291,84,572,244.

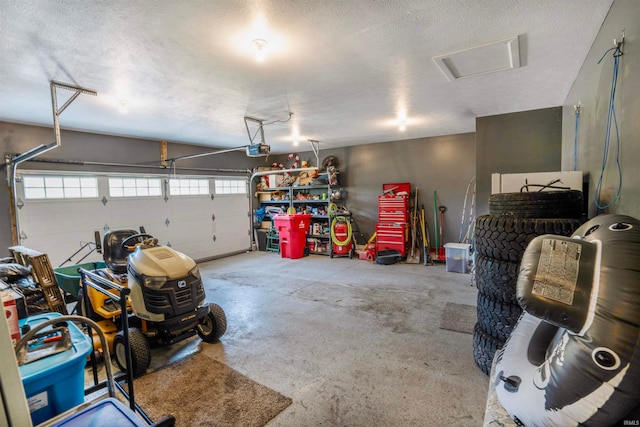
475,107,563,215
561,0,640,218
0,121,255,254
276,133,476,247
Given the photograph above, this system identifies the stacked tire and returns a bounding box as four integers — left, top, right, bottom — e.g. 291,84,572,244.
472,190,585,375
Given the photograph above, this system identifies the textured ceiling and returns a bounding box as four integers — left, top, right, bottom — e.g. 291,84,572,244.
0,0,613,154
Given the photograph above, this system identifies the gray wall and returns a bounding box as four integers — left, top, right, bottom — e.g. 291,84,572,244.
0,121,256,253
475,107,563,215
562,0,640,218
282,133,476,247
3,122,475,254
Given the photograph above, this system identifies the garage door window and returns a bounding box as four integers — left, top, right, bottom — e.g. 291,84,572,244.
169,178,209,196
215,179,246,194
109,177,162,197
23,176,98,199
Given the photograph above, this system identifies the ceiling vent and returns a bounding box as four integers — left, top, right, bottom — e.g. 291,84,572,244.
432,36,521,81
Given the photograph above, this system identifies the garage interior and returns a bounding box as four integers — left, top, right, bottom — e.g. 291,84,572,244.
1,1,639,426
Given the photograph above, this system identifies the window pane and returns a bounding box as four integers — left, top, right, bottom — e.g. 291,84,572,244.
24,176,44,188
80,177,95,187
149,179,161,189
46,188,64,198
111,187,124,197
149,187,162,196
25,188,45,199
65,187,81,198
63,177,80,188
214,179,245,195
109,178,122,188
45,177,63,187
81,187,98,198
124,187,136,197
137,187,149,196
167,178,208,196
123,178,136,188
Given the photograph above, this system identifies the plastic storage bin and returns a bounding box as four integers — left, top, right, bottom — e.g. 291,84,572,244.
444,243,472,274
54,261,106,298
52,397,146,427
19,312,93,425
273,214,312,259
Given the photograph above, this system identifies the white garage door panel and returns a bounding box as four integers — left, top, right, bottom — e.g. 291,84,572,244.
163,190,249,260
20,228,104,266
164,196,215,259
168,196,214,218
106,198,168,230
19,200,104,234
211,194,250,255
17,199,106,266
16,173,251,266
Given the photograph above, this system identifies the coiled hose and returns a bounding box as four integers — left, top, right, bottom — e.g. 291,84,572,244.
331,216,352,246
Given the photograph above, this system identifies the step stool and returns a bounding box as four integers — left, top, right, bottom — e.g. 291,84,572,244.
266,228,280,253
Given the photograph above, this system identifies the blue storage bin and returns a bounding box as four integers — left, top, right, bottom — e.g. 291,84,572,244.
52,397,146,427
19,313,92,425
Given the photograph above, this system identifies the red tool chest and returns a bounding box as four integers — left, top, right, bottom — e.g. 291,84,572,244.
376,222,408,256
378,195,409,223
377,183,411,257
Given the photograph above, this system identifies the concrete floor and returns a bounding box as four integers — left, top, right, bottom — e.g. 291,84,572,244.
151,251,488,426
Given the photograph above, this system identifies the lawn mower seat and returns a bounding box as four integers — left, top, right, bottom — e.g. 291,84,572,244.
103,229,138,274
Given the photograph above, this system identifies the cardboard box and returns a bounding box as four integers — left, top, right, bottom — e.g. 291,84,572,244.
0,281,27,318
491,171,583,194
2,289,21,345
267,174,283,188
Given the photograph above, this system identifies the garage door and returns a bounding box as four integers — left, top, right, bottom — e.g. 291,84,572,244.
14,171,250,266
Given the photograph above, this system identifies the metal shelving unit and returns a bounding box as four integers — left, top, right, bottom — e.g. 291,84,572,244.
256,183,348,257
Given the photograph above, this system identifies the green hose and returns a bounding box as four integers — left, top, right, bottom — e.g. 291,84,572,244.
331,216,352,246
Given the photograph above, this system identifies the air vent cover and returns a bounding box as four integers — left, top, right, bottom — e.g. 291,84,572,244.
433,36,521,81
152,248,175,260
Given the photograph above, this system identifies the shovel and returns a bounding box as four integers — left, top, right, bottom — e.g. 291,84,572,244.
406,188,420,263
420,205,432,265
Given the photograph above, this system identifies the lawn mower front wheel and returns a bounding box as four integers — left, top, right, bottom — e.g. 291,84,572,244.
113,327,151,377
197,303,227,343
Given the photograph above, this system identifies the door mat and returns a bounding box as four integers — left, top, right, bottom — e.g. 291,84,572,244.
439,302,476,334
133,352,292,427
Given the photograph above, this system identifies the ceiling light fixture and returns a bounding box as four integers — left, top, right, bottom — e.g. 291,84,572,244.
398,120,407,132
252,38,268,62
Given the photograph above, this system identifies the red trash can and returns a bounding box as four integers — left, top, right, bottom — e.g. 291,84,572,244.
273,214,312,259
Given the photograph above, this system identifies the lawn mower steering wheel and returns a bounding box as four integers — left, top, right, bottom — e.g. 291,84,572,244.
121,233,154,251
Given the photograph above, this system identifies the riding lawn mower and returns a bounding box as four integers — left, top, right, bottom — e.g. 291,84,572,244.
78,228,226,376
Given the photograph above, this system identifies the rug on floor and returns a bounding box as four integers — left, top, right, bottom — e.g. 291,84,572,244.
439,302,476,334
133,352,292,427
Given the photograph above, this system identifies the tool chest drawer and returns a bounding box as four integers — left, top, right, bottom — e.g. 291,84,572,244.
376,223,408,256
378,196,409,222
